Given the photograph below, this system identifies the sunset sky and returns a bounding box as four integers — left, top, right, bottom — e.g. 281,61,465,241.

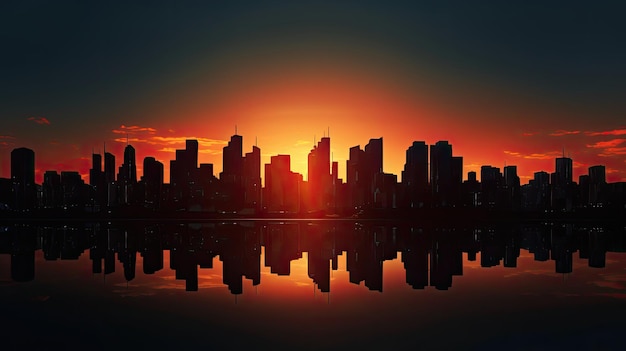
2,1,625,184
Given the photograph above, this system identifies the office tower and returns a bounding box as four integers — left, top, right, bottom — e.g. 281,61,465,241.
243,145,261,210
11,147,36,210
555,157,573,186
42,170,61,208
365,137,383,175
90,153,102,187
104,151,116,183
523,171,551,210
116,144,137,205
480,165,502,208
220,134,245,210
118,144,137,184
307,137,331,211
588,165,606,205
61,171,85,207
402,141,429,208
553,156,574,211
221,134,243,182
264,155,301,213
430,141,457,207
346,138,384,209
143,157,164,209
347,145,366,208
504,165,521,209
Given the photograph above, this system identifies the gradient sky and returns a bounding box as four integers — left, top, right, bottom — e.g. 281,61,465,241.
2,1,625,184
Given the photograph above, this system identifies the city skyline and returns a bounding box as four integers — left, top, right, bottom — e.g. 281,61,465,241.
2,131,623,217
1,129,625,186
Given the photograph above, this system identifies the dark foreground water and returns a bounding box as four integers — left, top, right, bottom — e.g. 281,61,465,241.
2,220,626,350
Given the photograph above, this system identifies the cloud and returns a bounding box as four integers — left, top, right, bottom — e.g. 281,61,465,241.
0,135,16,148
599,147,626,157
586,139,626,149
294,140,313,147
157,147,222,155
112,125,157,134
549,130,580,136
522,132,537,137
503,150,562,160
586,128,626,136
27,116,50,125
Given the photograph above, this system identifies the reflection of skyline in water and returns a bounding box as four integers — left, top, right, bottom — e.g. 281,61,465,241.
2,221,626,294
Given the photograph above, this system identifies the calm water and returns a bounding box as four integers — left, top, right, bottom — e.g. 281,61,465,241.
2,220,626,350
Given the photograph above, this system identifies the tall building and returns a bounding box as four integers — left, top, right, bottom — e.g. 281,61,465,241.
480,165,502,208
264,155,301,213
588,165,606,205
430,141,458,207
402,141,429,208
104,151,116,183
554,157,573,186
552,156,574,211
11,147,36,210
118,144,137,184
117,144,137,205
90,153,102,187
365,137,383,175
42,170,61,208
221,134,243,183
243,145,261,210
143,157,164,209
504,165,521,209
307,137,331,211
346,138,384,209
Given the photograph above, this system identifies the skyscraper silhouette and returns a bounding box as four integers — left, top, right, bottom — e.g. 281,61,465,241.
307,137,331,212
11,147,36,210
430,141,453,207
402,141,429,208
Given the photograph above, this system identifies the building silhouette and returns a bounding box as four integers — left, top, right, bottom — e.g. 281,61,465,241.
264,155,301,213
430,141,462,207
11,147,36,210
307,137,332,212
402,141,429,208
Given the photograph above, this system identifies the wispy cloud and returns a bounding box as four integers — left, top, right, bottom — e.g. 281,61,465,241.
294,139,313,147
503,150,562,160
549,129,580,136
0,135,16,148
157,147,222,155
27,116,50,125
112,125,157,134
522,132,537,137
586,128,626,136
586,139,626,149
112,125,228,157
599,147,626,157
